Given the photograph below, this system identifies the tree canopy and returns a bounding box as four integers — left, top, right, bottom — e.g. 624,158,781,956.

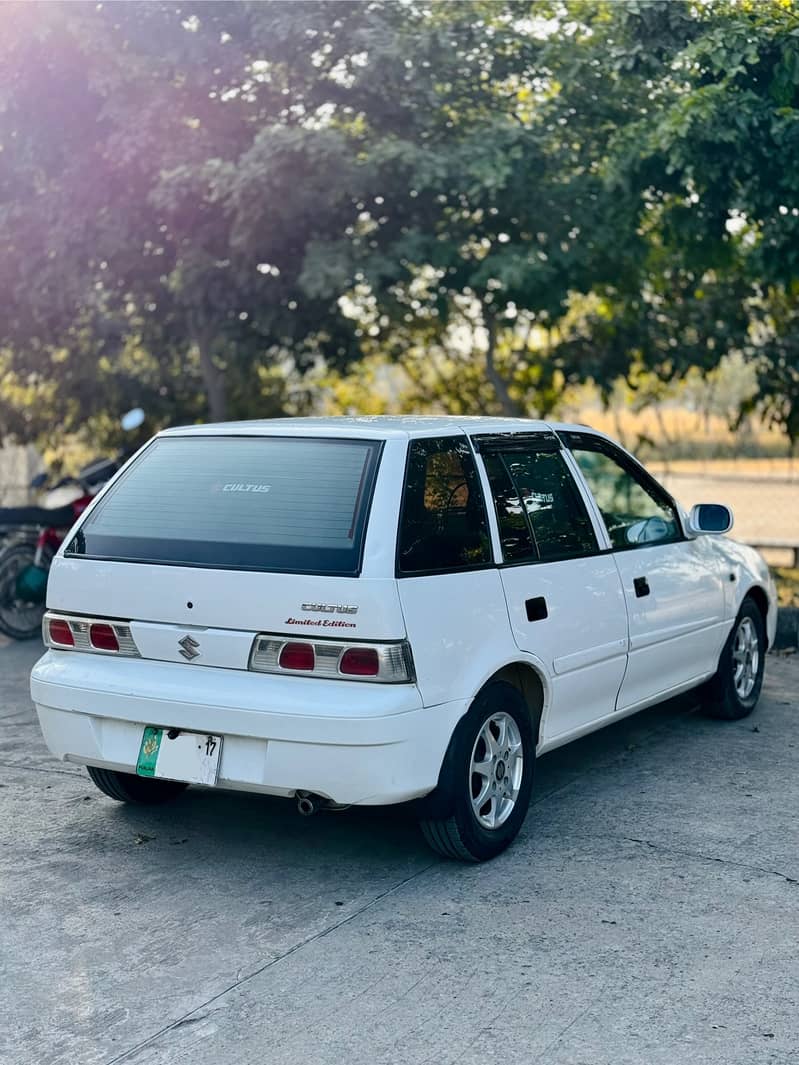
1,0,798,451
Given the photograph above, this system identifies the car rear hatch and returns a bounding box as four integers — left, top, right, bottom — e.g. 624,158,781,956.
46,432,407,671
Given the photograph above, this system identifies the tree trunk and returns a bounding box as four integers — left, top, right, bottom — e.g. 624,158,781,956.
653,404,672,446
195,327,227,422
483,313,526,418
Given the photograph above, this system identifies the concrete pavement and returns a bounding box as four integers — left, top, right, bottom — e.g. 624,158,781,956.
2,638,798,1065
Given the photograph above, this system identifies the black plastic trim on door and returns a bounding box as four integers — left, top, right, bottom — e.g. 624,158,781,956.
525,596,549,621
633,577,650,598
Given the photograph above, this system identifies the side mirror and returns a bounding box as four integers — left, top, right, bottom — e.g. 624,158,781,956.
688,503,733,536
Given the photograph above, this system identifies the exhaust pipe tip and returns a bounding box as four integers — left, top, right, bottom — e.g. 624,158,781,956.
296,791,324,817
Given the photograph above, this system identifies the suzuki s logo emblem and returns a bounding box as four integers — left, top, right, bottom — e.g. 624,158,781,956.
178,634,201,661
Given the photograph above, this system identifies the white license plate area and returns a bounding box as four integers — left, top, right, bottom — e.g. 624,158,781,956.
137,727,222,786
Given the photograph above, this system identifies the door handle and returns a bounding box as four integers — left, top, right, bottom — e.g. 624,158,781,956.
633,577,650,598
525,596,548,621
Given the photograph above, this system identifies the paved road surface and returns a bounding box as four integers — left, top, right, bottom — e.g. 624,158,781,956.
2,638,798,1065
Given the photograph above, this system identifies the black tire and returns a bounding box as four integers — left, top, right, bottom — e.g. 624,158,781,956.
704,598,766,721
419,681,535,862
0,541,48,640
87,765,188,804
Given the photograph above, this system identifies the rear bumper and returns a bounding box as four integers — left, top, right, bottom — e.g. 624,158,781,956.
30,651,466,805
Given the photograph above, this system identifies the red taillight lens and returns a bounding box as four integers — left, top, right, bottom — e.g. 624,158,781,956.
279,642,315,671
44,613,139,656
48,619,75,647
89,623,119,652
339,647,380,677
250,635,413,683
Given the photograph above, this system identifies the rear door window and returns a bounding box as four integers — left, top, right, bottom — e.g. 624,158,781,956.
479,438,597,563
397,436,491,575
66,435,382,575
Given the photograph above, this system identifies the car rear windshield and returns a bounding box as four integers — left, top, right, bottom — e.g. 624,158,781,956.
65,435,383,575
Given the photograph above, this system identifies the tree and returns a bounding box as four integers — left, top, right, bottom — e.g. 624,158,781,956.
2,0,799,449
0,0,653,429
593,0,799,442
0,1,367,430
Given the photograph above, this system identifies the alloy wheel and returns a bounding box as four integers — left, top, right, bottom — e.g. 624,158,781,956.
732,616,760,701
469,712,524,830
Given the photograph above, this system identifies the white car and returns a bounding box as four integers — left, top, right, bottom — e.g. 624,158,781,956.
30,417,777,861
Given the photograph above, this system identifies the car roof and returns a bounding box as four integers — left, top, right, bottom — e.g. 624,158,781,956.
158,415,604,441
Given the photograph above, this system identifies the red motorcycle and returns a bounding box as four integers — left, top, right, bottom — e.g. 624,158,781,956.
0,410,144,640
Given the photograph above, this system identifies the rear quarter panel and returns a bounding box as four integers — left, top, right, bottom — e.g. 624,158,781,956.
397,569,536,708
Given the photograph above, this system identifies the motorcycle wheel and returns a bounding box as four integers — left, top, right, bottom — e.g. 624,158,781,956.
0,541,51,640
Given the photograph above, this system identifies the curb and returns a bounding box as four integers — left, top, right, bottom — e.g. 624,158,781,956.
774,607,799,651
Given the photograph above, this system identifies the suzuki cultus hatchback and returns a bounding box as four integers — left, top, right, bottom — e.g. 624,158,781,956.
31,417,777,861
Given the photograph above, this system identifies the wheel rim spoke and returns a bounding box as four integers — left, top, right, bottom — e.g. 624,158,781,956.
472,776,492,811
480,722,499,759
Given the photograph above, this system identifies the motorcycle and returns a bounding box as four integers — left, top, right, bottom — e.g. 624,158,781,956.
0,409,145,640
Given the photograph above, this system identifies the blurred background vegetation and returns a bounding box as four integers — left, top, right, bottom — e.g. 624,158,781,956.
1,0,799,476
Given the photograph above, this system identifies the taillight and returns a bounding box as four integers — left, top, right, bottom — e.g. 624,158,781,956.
278,642,315,671
43,613,139,657
339,647,379,677
48,618,75,647
90,623,119,652
250,635,414,683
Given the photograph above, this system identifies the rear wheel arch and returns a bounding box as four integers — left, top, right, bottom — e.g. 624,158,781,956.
487,662,546,746
420,660,546,826
419,676,537,860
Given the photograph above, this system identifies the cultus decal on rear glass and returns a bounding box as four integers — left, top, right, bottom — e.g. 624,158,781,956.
222,483,271,493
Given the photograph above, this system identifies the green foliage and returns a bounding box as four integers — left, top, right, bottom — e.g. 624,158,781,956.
594,0,799,440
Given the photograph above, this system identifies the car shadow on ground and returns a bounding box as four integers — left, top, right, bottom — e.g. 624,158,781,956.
99,688,704,867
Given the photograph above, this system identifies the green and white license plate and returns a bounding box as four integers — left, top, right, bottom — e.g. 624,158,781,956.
136,727,222,786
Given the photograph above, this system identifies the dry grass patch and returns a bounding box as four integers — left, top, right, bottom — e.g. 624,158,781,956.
774,567,799,609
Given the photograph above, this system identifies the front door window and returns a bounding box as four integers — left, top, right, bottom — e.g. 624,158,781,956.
563,436,681,550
